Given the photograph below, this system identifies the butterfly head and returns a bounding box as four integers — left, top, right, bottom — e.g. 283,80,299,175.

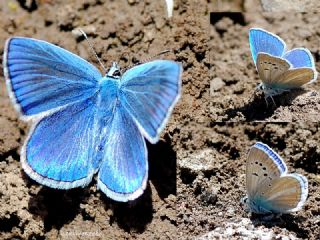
107,62,122,79
240,195,250,211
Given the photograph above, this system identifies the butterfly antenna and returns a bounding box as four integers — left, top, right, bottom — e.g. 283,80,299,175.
140,49,172,64
77,28,108,74
121,49,172,73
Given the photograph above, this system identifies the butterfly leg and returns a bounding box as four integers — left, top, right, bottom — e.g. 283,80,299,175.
260,213,282,221
263,96,269,107
269,95,276,107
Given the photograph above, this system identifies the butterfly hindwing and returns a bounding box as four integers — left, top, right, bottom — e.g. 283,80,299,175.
97,104,148,202
278,68,316,88
22,97,100,189
283,48,315,68
254,173,308,213
249,28,286,65
119,60,182,143
256,53,316,89
246,142,287,200
4,37,101,119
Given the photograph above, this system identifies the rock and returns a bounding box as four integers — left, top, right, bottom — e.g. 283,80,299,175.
179,149,216,174
210,77,225,94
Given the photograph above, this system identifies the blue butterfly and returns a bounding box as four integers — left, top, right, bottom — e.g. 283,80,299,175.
3,37,182,202
243,142,308,214
249,28,318,98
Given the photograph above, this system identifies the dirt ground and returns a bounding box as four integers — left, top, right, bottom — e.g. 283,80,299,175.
0,0,319,240
211,0,320,12
0,0,209,239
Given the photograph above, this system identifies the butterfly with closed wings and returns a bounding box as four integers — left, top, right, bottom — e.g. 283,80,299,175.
243,142,308,214
249,28,318,100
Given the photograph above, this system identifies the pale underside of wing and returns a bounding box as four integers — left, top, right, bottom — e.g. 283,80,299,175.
253,173,308,213
257,53,315,89
246,142,287,199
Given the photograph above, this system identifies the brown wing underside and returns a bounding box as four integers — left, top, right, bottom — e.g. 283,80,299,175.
257,53,314,88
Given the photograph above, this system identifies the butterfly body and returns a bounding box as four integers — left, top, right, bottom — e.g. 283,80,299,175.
4,37,182,202
98,76,119,113
244,142,308,214
249,28,317,98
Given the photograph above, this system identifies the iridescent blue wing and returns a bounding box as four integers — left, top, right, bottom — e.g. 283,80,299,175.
21,97,100,189
283,48,315,68
97,104,148,202
3,37,101,119
246,142,287,202
254,173,308,213
249,28,286,65
119,60,182,143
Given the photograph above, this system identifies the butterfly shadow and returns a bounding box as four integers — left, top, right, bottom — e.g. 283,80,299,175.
17,0,38,12
147,135,177,199
223,89,307,121
26,172,91,232
249,213,309,238
100,185,153,234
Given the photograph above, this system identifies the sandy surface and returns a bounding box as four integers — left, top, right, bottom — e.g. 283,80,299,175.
0,0,319,240
261,0,320,12
211,0,320,12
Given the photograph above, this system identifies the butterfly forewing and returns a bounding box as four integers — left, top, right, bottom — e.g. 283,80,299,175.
256,53,291,85
119,60,182,143
249,28,286,65
246,142,287,199
4,37,101,118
